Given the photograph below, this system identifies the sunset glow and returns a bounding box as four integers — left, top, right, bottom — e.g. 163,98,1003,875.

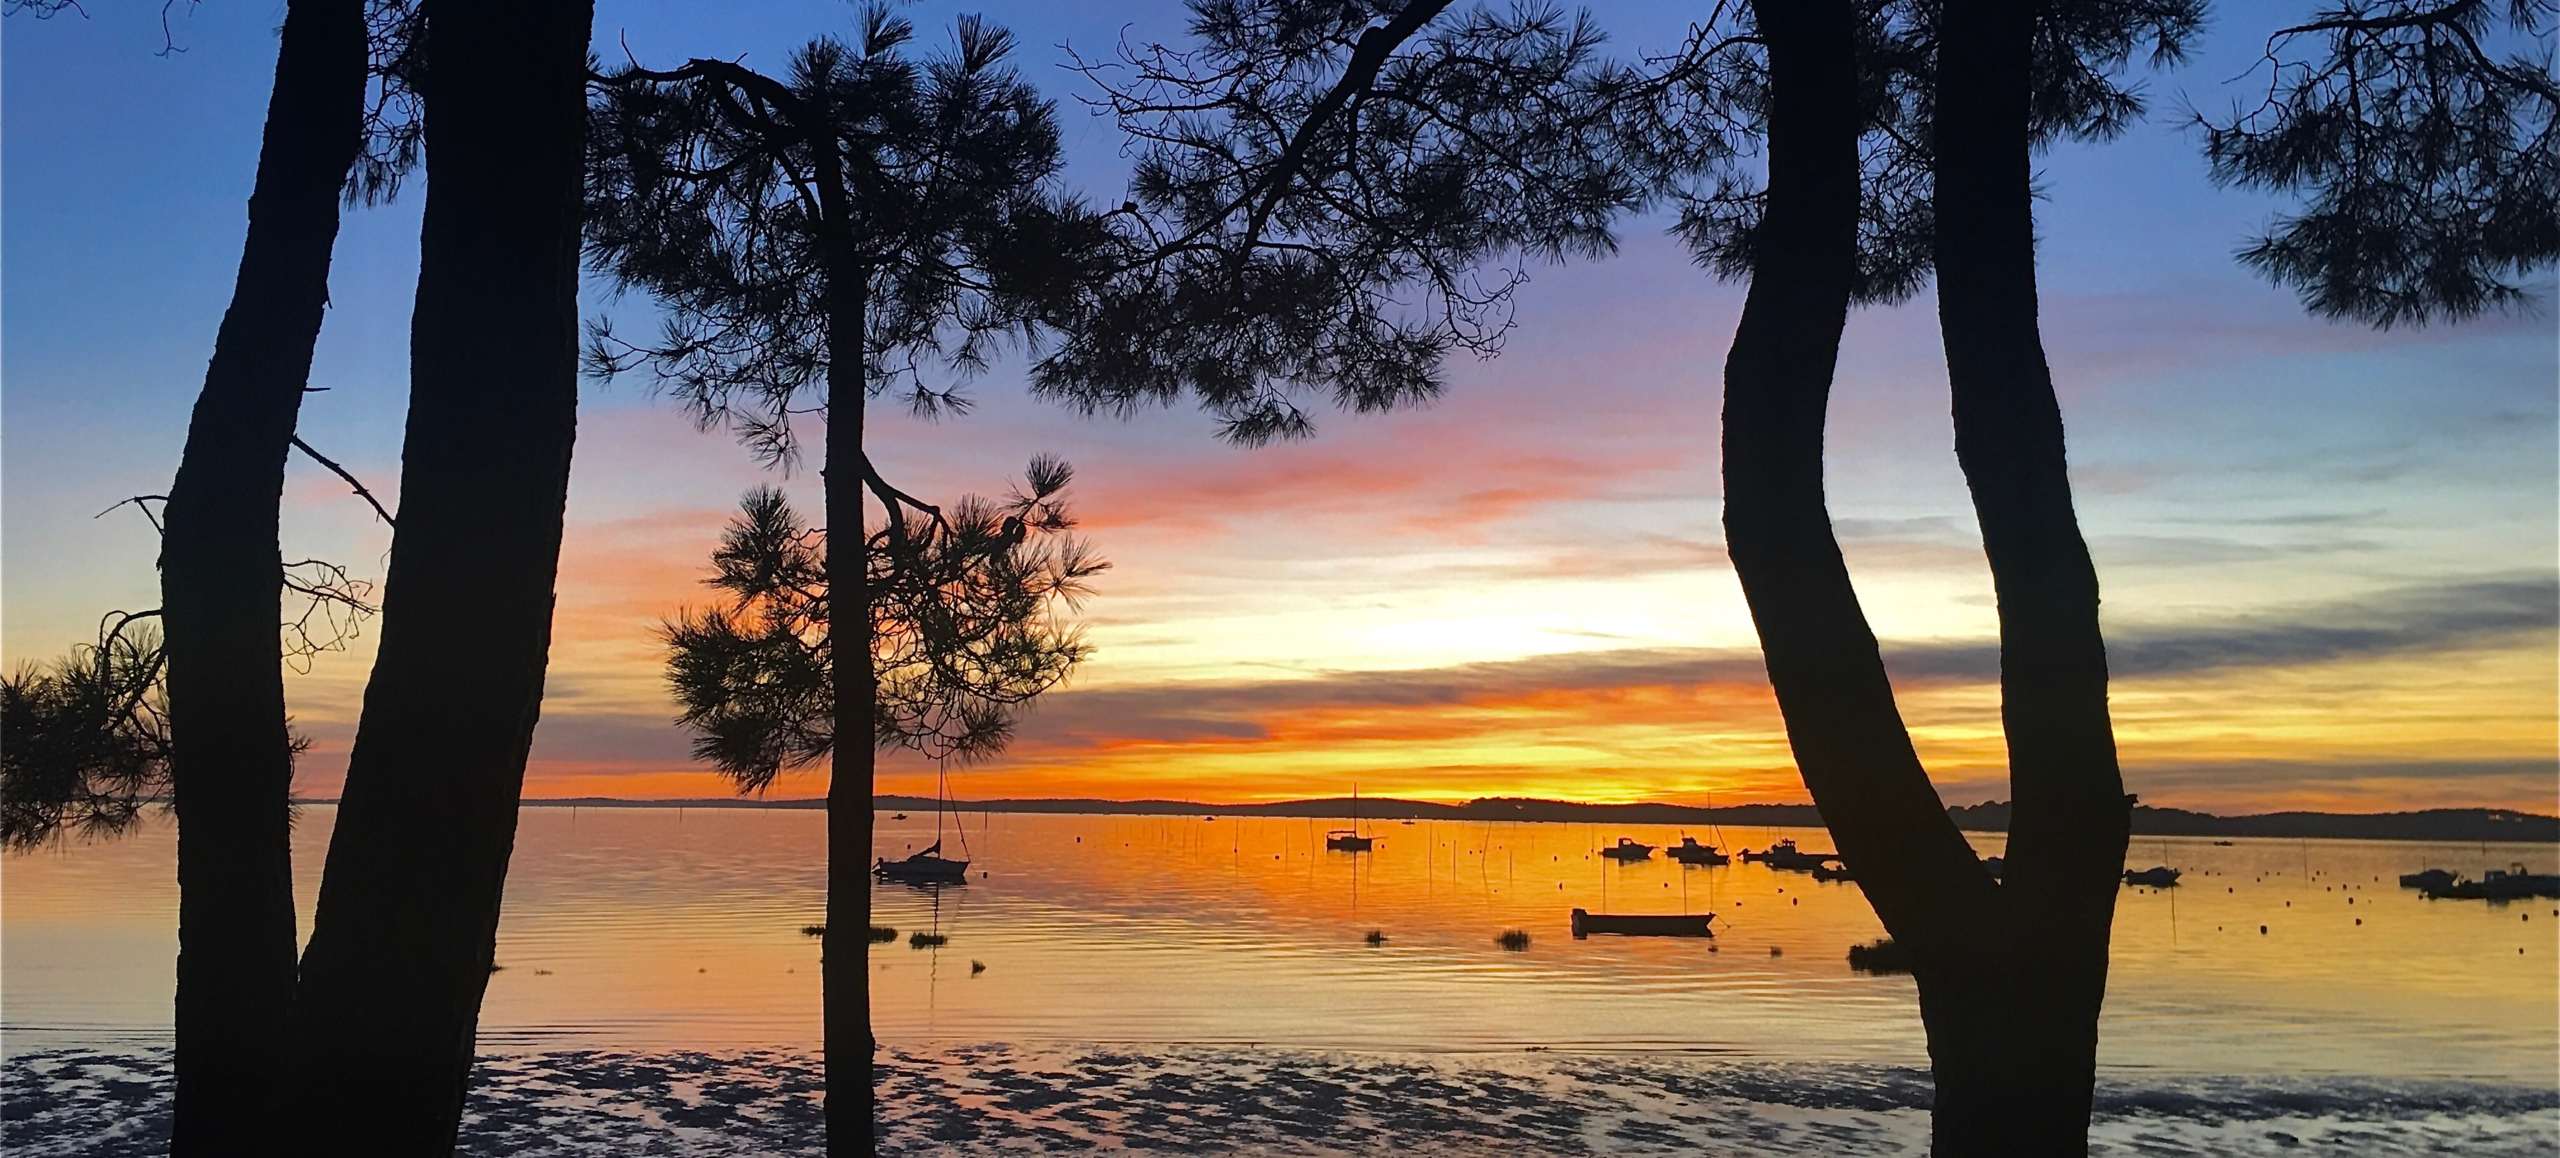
4,1,2552,817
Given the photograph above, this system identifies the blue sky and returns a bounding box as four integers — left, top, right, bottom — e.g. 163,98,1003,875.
4,1,2553,810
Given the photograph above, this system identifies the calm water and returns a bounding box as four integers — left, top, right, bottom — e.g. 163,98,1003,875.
7,806,2557,1082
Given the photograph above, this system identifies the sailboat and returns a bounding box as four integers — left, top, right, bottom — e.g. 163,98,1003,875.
1325,784,1375,852
876,768,972,884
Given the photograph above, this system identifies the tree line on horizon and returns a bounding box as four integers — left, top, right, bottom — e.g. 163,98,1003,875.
1,0,2549,1155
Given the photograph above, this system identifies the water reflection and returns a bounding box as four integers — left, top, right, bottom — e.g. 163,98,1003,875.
5,806,2553,1080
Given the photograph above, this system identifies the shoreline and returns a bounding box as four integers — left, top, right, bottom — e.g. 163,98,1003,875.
442,796,2560,845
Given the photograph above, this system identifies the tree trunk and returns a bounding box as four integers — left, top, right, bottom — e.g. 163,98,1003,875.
1720,0,1996,954
285,3,593,1151
810,135,880,1158
155,1,366,1152
820,340,878,1158
1927,0,2131,1149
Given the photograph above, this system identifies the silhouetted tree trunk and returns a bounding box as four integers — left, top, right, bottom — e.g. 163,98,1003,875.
1719,0,2039,1148
1725,1,2130,1151
154,1,366,1151
1922,0,2131,1149
286,2,593,1151
809,119,881,1158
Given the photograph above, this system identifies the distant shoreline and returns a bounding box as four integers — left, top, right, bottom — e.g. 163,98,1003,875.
406,794,2560,844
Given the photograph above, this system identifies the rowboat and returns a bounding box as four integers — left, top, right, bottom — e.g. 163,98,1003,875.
1570,908,1715,938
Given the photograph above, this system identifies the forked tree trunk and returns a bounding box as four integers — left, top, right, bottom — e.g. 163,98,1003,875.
1723,0,2130,1151
1721,0,2103,1152
1925,0,2132,1148
155,1,366,1152
1720,0,1997,950
810,139,880,1158
286,3,594,1151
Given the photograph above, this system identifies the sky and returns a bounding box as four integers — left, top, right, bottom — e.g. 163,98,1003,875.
3,1,2554,814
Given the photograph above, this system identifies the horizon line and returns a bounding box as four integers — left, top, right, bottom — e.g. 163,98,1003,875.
276,792,2560,825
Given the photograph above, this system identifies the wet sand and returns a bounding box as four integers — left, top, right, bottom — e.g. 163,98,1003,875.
9,1046,2554,1155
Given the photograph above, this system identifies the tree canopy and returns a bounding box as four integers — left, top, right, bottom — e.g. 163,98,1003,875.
664,462,1104,789
2198,0,2558,326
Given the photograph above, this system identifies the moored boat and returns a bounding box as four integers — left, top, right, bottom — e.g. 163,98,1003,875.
2399,868,2456,891
2123,866,2181,887
1570,908,1715,938
2423,865,2560,900
1326,783,1377,852
1668,836,1728,865
1748,838,1840,871
876,842,969,884
1599,837,1656,862
1810,862,1855,882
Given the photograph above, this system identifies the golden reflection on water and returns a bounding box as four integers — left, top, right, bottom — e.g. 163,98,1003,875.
5,806,2554,1079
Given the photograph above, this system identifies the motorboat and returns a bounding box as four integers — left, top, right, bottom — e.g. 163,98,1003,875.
2122,866,2181,888
2398,868,2457,891
1747,838,1839,871
1668,836,1729,865
2424,864,2560,900
1599,837,1656,862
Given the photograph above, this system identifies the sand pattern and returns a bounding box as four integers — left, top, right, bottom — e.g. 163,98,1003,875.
7,1046,2554,1155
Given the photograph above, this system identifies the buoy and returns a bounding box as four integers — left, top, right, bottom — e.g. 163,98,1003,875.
2259,925,2268,934
2354,918,2362,926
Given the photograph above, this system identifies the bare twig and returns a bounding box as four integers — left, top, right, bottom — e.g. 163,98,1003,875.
292,436,396,525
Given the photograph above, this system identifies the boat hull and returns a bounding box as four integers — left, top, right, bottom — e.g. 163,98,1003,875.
876,855,970,884
2424,874,2560,900
1570,908,1715,938
1763,852,1839,871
